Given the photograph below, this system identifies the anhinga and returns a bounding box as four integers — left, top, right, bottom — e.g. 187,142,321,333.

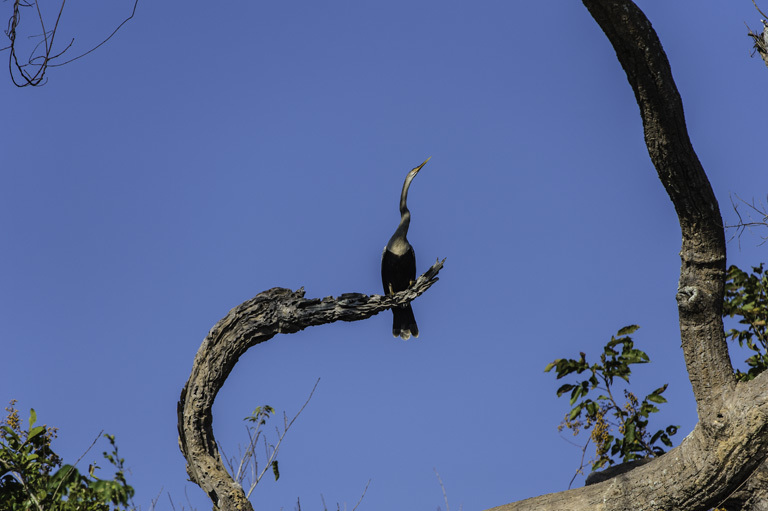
381,157,431,340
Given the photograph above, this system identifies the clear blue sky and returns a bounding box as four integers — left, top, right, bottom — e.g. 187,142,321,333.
2,2,767,510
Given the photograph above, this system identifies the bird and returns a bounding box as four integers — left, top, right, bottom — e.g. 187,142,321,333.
381,157,431,340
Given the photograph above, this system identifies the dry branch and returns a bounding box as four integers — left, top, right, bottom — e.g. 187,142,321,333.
748,0,768,68
177,259,444,511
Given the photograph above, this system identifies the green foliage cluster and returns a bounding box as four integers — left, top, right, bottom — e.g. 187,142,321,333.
545,325,678,472
548,262,768,479
724,263,768,381
0,401,134,511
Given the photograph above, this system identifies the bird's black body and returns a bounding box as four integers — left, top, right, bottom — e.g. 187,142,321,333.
381,157,430,340
381,243,418,339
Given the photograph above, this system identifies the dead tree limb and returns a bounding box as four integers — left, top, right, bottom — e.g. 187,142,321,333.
747,0,768,69
177,259,445,511
485,1,768,509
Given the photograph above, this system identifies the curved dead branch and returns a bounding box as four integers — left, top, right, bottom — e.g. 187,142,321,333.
177,259,444,511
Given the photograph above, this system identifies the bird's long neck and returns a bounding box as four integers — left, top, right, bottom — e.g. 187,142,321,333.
387,171,417,254
387,210,411,254
399,170,416,216
394,209,411,238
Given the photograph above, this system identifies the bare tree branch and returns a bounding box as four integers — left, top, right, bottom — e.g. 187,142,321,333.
48,0,138,68
177,259,445,511
726,193,768,247
747,0,768,68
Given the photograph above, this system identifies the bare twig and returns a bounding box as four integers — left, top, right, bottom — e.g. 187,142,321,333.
50,0,138,67
725,193,768,247
50,430,104,504
752,0,768,21
567,437,590,489
244,379,321,498
3,0,138,86
351,479,371,511
435,468,450,511
747,0,768,67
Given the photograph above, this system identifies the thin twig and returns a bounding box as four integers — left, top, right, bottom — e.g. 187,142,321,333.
434,468,450,511
50,430,104,504
50,0,139,67
4,0,139,86
148,487,163,511
725,193,768,247
568,437,590,489
752,0,768,20
245,378,321,498
351,479,371,511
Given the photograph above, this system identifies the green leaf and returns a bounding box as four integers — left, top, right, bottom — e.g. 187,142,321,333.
569,404,583,421
271,460,280,481
556,383,575,397
617,325,640,336
624,421,637,446
28,409,37,427
623,349,650,364
646,393,667,404
27,425,45,441
1,425,18,438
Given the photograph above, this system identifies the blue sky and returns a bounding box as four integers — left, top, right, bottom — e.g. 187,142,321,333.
2,1,767,510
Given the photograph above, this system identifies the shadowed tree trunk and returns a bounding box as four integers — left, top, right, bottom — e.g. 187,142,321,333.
485,1,768,509
177,260,444,511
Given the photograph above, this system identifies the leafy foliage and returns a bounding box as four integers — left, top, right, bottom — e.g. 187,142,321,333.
0,401,134,511
545,326,678,473
724,263,768,381
547,262,767,484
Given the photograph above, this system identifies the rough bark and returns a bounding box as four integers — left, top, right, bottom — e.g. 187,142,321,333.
722,460,768,511
484,1,768,510
177,259,444,511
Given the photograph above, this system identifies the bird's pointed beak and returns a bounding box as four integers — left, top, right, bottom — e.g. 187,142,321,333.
413,156,431,174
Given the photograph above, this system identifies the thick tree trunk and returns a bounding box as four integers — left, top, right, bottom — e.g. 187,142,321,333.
485,1,768,509
177,260,444,511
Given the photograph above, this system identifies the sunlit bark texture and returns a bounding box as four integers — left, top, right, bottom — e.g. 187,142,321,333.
485,1,768,510
177,260,444,511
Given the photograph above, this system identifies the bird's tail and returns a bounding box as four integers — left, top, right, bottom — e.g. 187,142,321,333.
392,304,419,340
